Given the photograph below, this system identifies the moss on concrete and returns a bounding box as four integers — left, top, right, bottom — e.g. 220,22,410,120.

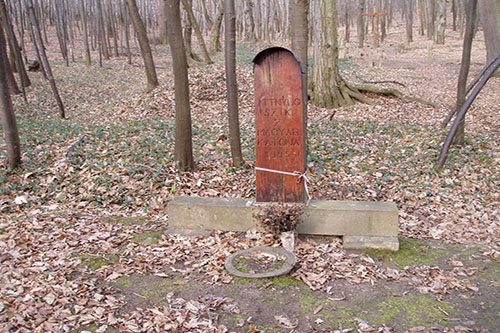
133,231,163,245
78,254,119,270
364,238,446,268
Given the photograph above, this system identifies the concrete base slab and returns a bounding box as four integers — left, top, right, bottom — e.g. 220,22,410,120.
167,196,399,250
343,235,399,251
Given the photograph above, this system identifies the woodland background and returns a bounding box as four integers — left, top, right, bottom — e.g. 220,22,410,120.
0,0,499,331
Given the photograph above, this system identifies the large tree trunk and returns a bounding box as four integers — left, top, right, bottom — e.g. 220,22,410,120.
126,0,159,91
478,0,500,76
311,0,352,108
0,25,21,169
224,0,243,167
166,0,195,171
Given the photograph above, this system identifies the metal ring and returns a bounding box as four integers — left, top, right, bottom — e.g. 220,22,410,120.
225,246,296,279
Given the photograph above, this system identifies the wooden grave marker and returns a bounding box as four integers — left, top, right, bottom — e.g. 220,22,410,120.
253,47,307,203
363,5,387,47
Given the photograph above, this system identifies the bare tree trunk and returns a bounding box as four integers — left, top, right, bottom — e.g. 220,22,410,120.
0,0,30,90
158,0,168,44
426,0,436,40
79,0,91,66
344,0,350,43
123,0,132,64
26,0,65,118
404,0,414,44
358,0,365,48
255,0,262,39
224,0,243,167
166,0,195,171
54,0,69,64
454,0,477,146
311,0,353,108
451,0,457,31
243,0,256,40
0,25,21,168
97,0,110,60
418,0,426,35
200,0,213,30
290,0,309,95
209,0,224,54
126,0,159,92
435,0,446,44
479,0,500,76
180,0,213,63
0,25,19,95
108,0,119,57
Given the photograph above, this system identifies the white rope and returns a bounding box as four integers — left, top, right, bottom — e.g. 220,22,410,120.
255,166,311,205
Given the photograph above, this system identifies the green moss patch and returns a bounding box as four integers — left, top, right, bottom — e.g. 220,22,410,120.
78,254,119,270
364,294,455,330
132,231,163,245
364,238,447,268
479,259,500,282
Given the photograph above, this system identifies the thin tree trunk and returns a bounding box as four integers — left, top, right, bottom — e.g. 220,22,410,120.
158,0,168,44
126,0,159,91
0,25,21,168
54,0,69,65
80,0,91,66
166,0,195,171
26,0,65,118
358,0,365,48
180,0,213,64
0,0,30,89
290,0,309,93
435,0,446,44
454,0,477,146
123,0,132,64
224,0,243,167
344,0,350,43
108,0,119,57
209,0,224,54
1,27,19,95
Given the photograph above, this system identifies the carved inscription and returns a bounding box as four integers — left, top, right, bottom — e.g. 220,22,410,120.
253,48,306,202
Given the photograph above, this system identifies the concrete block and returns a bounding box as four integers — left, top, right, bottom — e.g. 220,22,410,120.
299,200,399,237
167,196,399,250
343,235,400,251
167,196,254,232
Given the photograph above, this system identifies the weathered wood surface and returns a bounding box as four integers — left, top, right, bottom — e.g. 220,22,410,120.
253,47,306,202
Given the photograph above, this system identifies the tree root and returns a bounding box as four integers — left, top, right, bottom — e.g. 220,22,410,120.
347,83,439,108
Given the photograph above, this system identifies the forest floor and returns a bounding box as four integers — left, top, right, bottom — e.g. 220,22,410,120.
1,24,499,332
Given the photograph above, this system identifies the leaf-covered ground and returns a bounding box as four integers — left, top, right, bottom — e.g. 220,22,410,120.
0,26,499,332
